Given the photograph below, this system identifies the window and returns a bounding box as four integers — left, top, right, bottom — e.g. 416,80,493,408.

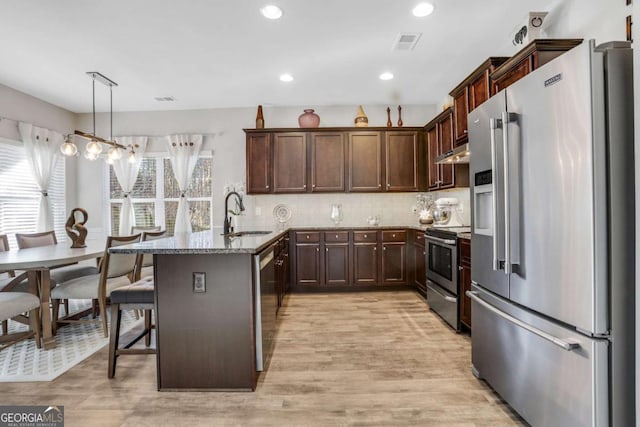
0,138,66,248
108,155,212,236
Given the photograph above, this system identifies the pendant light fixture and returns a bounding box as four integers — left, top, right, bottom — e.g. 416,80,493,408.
62,71,127,160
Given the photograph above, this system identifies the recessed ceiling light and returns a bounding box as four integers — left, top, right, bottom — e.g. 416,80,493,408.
279,73,294,82
261,5,283,20
412,2,435,17
379,72,394,81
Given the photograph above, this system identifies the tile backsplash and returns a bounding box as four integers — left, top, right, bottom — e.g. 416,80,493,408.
234,188,471,230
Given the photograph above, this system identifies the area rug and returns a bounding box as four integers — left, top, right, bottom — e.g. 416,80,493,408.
0,301,142,382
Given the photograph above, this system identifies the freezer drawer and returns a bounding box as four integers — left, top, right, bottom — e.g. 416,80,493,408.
426,280,459,331
469,285,608,426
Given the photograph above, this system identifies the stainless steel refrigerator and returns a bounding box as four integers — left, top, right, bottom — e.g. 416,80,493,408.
467,40,634,427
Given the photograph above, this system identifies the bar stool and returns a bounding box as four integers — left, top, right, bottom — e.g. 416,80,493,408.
107,278,155,378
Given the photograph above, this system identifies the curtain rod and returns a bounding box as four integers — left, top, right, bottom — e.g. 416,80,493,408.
0,115,69,136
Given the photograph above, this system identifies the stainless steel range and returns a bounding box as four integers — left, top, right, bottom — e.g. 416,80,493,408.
424,226,470,331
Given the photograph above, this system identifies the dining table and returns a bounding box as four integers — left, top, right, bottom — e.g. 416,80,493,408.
0,241,105,349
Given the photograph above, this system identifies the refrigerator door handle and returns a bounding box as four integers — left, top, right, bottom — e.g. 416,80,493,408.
466,291,581,351
489,117,503,271
501,111,519,275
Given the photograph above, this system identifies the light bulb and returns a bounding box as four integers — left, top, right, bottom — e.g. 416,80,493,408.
108,146,122,160
127,151,136,164
84,150,99,161
60,141,78,156
106,156,114,165
86,140,103,154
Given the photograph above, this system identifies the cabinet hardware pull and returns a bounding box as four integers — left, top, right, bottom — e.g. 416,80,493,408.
374,247,377,251
303,184,307,189
378,184,381,188
383,247,386,251
312,184,316,188
463,129,468,134
423,251,426,255
306,235,310,239
392,234,396,238
326,248,328,252
266,185,270,189
316,248,319,252
459,266,463,271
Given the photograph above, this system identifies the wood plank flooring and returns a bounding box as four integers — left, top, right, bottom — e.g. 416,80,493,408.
1,290,525,426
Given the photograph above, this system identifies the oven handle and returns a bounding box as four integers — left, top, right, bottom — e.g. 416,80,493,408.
466,291,580,351
424,234,456,246
426,281,457,303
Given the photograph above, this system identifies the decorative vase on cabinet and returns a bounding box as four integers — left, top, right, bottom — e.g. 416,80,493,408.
298,109,320,128
330,204,343,225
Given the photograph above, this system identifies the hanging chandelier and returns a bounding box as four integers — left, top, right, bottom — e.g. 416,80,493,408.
61,71,137,163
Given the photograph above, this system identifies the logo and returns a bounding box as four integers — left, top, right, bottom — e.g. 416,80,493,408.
544,73,563,87
0,406,64,427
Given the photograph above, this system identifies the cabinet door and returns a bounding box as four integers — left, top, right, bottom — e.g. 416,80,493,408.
348,132,383,192
381,242,406,284
274,133,307,193
437,112,454,189
246,133,271,194
325,243,349,285
413,243,426,290
459,239,472,329
453,88,469,146
310,132,345,192
470,70,491,110
295,244,321,285
426,125,439,190
493,57,533,93
353,243,378,284
385,131,419,191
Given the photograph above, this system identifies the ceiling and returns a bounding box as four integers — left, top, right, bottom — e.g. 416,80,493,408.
1,0,559,113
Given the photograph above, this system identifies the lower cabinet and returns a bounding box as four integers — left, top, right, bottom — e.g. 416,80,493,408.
459,238,472,329
293,229,408,287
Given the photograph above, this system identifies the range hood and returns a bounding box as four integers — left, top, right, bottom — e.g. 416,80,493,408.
435,143,470,164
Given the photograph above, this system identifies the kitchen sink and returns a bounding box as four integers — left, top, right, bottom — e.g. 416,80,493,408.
223,230,272,237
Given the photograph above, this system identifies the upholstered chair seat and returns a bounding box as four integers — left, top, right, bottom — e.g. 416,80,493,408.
51,274,131,300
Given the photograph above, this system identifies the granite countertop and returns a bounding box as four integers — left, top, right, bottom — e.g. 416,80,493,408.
108,224,467,255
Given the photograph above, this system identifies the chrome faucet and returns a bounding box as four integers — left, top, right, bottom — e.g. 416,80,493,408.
224,191,245,235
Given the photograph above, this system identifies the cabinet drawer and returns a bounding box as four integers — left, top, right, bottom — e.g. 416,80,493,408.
353,231,377,243
415,232,425,246
381,230,406,242
324,231,349,243
295,231,320,243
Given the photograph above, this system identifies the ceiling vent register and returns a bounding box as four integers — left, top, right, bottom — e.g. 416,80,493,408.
392,33,422,51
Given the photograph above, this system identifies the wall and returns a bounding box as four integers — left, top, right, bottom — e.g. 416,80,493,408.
0,83,79,212
543,0,630,43
74,104,438,236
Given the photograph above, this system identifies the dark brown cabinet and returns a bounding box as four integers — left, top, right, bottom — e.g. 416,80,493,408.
449,57,509,147
275,235,290,310
353,231,378,284
426,108,469,192
381,230,407,284
294,231,321,285
348,131,383,192
311,132,345,192
273,133,307,193
385,131,420,191
246,133,271,193
324,231,350,285
245,128,424,194
491,39,582,93
412,231,426,292
459,238,472,330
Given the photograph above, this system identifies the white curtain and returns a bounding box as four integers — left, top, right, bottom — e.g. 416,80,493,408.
112,136,148,235
18,122,62,232
166,134,203,233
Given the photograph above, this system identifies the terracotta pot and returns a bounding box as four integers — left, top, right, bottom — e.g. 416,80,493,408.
298,109,320,128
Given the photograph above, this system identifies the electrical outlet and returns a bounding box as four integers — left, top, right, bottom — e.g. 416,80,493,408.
193,272,206,293
411,205,418,214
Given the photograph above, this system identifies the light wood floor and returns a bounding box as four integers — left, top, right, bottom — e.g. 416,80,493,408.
1,290,525,426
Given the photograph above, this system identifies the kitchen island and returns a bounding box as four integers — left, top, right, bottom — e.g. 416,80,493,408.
110,228,286,391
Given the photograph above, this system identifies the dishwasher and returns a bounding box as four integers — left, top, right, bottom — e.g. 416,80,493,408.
254,244,277,371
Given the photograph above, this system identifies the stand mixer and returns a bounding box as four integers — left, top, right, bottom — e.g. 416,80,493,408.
431,197,464,227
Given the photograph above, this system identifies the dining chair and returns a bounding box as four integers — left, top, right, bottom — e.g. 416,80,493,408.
0,291,41,351
15,230,100,315
51,234,141,337
0,235,16,279
135,230,167,281
131,226,161,234
0,234,32,335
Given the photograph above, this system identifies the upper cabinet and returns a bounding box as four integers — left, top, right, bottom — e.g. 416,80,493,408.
273,132,307,193
311,132,345,192
246,128,423,194
348,131,383,192
490,39,583,93
246,132,271,194
385,131,421,191
425,108,469,191
449,57,509,146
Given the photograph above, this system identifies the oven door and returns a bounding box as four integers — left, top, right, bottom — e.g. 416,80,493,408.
425,234,457,295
